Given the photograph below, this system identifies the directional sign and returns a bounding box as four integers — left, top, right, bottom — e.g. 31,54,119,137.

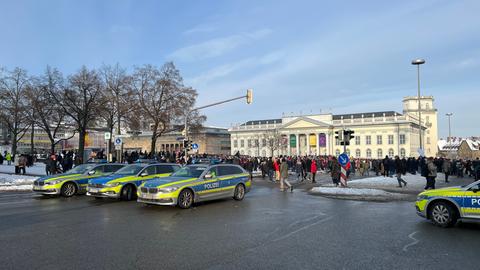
104,132,111,140
114,138,123,146
191,143,199,150
338,153,349,167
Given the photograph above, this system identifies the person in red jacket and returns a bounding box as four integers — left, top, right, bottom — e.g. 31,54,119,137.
273,158,280,182
311,160,318,183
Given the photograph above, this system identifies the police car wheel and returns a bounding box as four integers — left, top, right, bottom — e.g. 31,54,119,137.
60,182,76,197
429,201,457,228
120,185,136,201
233,184,245,201
178,189,193,209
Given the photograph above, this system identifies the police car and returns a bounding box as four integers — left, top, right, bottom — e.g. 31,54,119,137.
32,163,125,197
86,163,180,201
416,180,480,227
137,164,251,209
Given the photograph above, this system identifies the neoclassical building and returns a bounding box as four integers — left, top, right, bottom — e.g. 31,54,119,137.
228,96,438,158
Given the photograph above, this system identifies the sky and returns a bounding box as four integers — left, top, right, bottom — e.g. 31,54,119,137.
0,0,479,138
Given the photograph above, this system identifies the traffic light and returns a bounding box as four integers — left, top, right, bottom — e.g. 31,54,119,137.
342,130,355,145
183,139,192,151
335,130,344,142
246,89,253,104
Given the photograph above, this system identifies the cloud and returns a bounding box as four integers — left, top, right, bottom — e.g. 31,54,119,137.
183,24,217,35
169,28,272,62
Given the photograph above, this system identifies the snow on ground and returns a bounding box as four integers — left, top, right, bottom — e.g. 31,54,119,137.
311,187,394,196
349,174,429,189
0,163,46,176
0,173,38,191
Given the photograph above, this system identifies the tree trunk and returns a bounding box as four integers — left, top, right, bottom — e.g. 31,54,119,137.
30,123,35,154
150,134,157,155
78,129,86,164
11,131,17,160
50,138,55,154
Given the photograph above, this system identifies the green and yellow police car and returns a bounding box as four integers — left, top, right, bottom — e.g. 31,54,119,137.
137,164,251,209
32,163,125,197
416,180,480,227
86,163,180,201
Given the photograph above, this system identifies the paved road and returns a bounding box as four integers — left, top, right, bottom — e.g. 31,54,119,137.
0,179,478,270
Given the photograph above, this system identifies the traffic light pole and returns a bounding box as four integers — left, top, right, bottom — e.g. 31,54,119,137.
183,90,252,160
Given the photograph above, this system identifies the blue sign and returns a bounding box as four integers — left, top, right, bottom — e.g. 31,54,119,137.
114,138,123,145
191,143,199,150
338,153,349,166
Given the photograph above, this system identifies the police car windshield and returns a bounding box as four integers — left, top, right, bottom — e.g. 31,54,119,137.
171,165,208,178
68,164,96,174
113,165,144,175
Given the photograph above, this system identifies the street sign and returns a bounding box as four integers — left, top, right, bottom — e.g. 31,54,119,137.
104,132,111,140
176,136,185,141
114,138,123,146
115,144,122,150
338,153,349,167
417,148,425,157
191,143,199,150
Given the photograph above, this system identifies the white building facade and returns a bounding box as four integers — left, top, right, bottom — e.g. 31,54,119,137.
228,96,438,158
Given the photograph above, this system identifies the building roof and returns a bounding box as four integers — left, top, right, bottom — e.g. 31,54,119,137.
240,119,282,126
332,111,401,120
438,138,480,151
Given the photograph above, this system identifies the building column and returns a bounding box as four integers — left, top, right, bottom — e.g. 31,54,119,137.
296,134,300,156
316,133,320,156
306,134,311,155
287,134,291,156
325,132,330,156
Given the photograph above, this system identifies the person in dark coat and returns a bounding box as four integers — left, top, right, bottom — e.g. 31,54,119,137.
331,158,341,186
395,156,407,187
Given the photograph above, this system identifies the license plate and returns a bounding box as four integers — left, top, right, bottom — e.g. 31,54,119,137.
142,194,154,200
89,188,99,193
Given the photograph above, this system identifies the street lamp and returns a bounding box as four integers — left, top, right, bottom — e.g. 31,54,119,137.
412,58,425,155
446,113,453,142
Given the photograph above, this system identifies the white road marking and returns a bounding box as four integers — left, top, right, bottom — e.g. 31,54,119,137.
403,231,419,252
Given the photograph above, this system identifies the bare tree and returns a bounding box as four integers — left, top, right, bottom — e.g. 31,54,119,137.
49,66,104,163
132,62,205,154
0,67,31,157
98,64,134,155
27,67,76,154
263,129,285,157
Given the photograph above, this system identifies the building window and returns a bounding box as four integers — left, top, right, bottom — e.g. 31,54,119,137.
335,149,341,156
233,140,238,148
400,148,406,158
388,135,394,145
355,149,361,158
247,139,252,147
388,149,394,157
427,137,430,144
366,136,371,145
399,134,406,144
377,149,383,158
426,103,430,109
262,150,266,157
335,138,340,145
355,136,360,145
240,140,244,148
377,135,382,145
262,139,266,147
366,149,372,158
426,116,430,123
254,139,259,147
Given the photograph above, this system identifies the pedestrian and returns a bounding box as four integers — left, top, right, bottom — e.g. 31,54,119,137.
280,158,292,192
274,158,280,183
18,155,27,175
14,154,20,174
395,156,407,187
311,159,317,183
442,158,451,183
426,157,437,190
331,158,341,187
6,152,12,166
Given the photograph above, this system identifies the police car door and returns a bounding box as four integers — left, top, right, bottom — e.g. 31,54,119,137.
462,182,480,218
199,166,220,200
217,165,236,197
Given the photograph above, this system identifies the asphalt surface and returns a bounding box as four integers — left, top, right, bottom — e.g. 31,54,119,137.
0,178,479,270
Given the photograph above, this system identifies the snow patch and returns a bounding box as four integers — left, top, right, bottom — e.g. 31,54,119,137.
311,187,395,196
0,173,38,191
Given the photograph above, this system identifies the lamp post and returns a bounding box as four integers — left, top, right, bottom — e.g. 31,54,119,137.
412,58,425,155
446,113,453,142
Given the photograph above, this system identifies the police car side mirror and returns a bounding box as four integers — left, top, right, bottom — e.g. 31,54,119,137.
140,172,148,177
204,174,213,179
88,170,96,175
472,187,480,193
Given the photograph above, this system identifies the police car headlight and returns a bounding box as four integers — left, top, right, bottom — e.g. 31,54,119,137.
159,187,178,193
46,180,62,185
105,182,120,187
417,195,428,201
